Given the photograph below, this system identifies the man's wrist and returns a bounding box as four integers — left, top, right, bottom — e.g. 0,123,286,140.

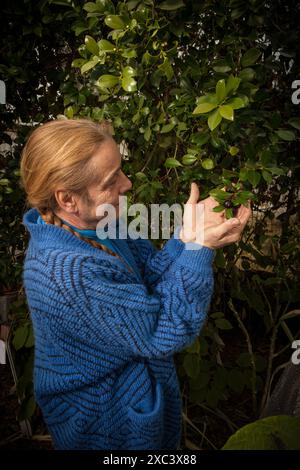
179,228,214,250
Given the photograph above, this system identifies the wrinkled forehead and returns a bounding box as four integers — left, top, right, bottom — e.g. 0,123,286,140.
91,138,121,176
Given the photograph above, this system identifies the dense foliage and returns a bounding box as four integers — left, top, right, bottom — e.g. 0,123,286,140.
1,0,299,449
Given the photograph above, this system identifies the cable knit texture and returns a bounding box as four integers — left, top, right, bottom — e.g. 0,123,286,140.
22,208,215,450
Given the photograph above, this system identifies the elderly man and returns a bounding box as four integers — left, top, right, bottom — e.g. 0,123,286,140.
20,118,251,450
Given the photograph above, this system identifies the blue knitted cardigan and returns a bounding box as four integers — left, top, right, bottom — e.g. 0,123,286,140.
22,207,215,450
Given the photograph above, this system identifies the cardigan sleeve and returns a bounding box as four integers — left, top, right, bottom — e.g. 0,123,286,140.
126,226,186,289
49,244,215,361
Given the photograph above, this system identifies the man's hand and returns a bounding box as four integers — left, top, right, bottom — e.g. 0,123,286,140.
179,182,252,249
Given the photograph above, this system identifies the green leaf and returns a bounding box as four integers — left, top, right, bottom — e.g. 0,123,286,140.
225,75,241,95
182,154,198,165
25,327,35,348
105,15,125,29
83,2,107,13
161,122,175,133
210,135,224,148
276,130,296,141
231,6,246,19
247,170,261,187
85,35,99,55
144,127,151,142
71,58,86,68
213,205,225,213
121,48,137,58
122,66,137,77
96,74,119,88
18,395,36,421
213,65,232,73
238,190,254,199
226,97,245,110
81,57,100,73
209,189,228,200
196,94,218,105
164,158,182,168
216,79,226,102
215,319,233,330
225,208,233,219
121,75,137,92
229,146,239,156
208,109,222,131
127,0,140,10
239,67,255,81
183,354,200,378
12,326,29,351
239,168,248,181
262,170,272,183
158,0,185,10
288,117,300,130
193,102,218,114
98,39,115,51
201,158,215,170
191,133,210,146
269,166,286,175
222,416,300,450
158,57,174,80
241,48,261,67
219,105,234,121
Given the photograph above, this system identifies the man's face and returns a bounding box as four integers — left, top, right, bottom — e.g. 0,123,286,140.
75,138,132,229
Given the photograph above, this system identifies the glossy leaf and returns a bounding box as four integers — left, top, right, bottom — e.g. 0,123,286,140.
208,108,222,131
229,146,239,156
288,117,300,130
216,79,226,102
81,57,100,73
98,39,115,51
202,158,215,170
276,130,296,141
225,75,241,95
85,35,99,55
226,97,245,110
219,105,234,121
182,154,198,165
121,75,137,92
96,74,119,88
122,66,137,77
247,170,261,187
223,416,300,450
105,15,125,29
241,48,261,67
83,2,107,13
193,102,218,114
158,0,185,10
239,68,255,81
161,122,175,133
164,158,182,168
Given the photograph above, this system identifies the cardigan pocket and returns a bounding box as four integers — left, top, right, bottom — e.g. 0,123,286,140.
127,381,164,450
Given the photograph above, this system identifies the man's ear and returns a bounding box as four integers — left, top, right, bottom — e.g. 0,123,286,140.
54,189,79,214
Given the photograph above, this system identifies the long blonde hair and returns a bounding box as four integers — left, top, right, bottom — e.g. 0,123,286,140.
20,118,131,271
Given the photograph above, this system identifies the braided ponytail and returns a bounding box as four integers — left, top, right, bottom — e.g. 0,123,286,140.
39,208,133,272
39,207,117,255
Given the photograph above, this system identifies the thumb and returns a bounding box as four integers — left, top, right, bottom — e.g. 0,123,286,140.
187,182,200,204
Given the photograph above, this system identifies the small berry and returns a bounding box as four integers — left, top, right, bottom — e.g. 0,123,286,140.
225,187,235,193
224,200,233,208
233,204,241,216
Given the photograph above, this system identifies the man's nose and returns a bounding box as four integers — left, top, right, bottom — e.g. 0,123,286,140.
120,173,132,193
